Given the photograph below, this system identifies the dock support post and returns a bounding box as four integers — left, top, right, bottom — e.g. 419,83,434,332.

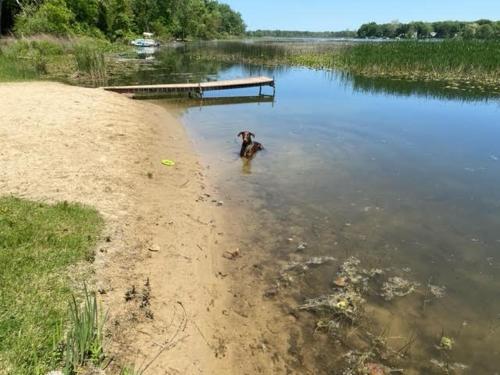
259,85,262,96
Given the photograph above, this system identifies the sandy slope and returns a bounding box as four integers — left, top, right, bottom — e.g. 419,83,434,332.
0,82,302,375
0,82,235,373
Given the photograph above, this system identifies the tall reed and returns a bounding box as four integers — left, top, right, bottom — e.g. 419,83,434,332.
73,41,107,83
337,40,500,81
62,285,106,374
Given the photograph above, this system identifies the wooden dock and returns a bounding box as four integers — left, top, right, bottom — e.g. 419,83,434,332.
102,76,275,98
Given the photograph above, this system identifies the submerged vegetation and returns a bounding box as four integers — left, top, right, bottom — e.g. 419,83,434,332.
280,255,460,373
0,196,103,374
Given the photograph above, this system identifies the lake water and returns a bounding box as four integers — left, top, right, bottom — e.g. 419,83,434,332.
122,43,500,373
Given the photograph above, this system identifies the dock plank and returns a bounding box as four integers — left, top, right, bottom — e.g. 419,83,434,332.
102,76,275,96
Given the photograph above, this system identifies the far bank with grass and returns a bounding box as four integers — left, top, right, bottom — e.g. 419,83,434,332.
194,40,500,90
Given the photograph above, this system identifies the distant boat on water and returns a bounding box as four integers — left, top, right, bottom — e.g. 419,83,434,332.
131,39,160,47
131,32,160,47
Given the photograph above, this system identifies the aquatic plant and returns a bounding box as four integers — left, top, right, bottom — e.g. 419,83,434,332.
187,40,500,88
73,40,107,83
336,40,500,82
380,276,420,301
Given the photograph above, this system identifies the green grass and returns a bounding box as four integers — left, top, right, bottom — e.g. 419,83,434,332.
336,40,500,82
73,41,107,83
0,196,103,374
191,40,500,87
0,37,125,85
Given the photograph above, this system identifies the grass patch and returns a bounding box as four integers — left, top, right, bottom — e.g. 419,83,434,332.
190,40,500,87
0,196,103,374
336,40,500,83
0,36,128,85
73,40,107,83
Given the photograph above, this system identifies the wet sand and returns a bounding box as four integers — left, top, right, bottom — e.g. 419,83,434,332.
0,82,295,374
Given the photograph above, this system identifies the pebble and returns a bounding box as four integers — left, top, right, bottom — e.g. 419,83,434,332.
223,248,240,260
148,244,161,252
334,277,347,287
264,287,278,298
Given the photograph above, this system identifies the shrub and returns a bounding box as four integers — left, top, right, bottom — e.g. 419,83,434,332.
15,0,76,36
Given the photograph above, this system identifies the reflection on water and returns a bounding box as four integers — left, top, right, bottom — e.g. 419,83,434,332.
121,40,500,372
344,73,500,103
240,157,255,175
111,41,500,102
154,61,500,373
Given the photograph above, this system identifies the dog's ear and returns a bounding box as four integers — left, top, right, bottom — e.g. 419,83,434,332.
237,132,244,138
250,132,255,138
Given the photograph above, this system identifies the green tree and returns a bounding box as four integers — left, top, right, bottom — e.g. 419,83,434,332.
105,0,134,39
2,0,247,40
131,0,158,33
66,0,99,25
462,23,478,39
477,23,494,39
358,22,380,38
15,0,75,35
217,3,244,35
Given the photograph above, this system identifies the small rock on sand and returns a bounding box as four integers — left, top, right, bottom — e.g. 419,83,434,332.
223,248,240,260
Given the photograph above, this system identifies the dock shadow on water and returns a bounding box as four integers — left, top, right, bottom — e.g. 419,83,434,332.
146,42,500,373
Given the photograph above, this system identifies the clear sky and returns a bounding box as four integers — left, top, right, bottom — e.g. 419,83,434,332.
222,0,500,31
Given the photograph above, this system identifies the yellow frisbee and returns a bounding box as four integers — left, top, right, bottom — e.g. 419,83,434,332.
161,159,176,167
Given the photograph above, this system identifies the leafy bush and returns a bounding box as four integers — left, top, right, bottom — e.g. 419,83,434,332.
15,0,75,36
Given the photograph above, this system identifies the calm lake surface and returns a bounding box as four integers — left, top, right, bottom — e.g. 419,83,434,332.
121,42,500,373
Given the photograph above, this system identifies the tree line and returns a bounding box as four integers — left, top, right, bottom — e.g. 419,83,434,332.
246,30,357,38
357,20,500,40
0,0,246,40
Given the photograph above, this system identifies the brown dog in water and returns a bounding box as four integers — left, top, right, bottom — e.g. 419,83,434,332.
238,131,264,158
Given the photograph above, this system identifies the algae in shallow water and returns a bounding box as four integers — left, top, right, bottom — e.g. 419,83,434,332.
381,276,420,301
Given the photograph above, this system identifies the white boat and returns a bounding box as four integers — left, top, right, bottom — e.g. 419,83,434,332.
131,38,160,47
132,32,160,47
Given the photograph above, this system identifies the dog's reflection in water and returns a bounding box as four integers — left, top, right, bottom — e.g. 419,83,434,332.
241,157,253,175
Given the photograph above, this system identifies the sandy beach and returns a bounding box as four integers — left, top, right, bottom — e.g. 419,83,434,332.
0,82,228,373
0,82,300,374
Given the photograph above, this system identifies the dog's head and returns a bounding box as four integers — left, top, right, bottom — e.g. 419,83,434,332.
237,131,255,144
